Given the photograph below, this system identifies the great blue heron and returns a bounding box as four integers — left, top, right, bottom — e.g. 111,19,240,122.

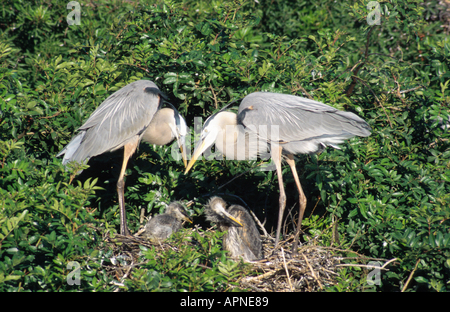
185,92,371,253
57,80,188,236
144,202,192,242
205,196,262,262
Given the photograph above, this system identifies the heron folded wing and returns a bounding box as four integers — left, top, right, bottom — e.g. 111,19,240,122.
238,92,371,151
61,80,163,162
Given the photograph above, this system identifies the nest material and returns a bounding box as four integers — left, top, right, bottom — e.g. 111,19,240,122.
99,226,350,292
100,230,182,284
238,235,340,292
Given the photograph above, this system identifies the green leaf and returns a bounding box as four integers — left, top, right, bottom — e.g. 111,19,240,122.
163,76,177,85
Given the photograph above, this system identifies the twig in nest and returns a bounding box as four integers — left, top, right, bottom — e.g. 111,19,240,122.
134,227,146,237
121,254,134,281
249,209,272,239
281,248,294,292
240,281,264,292
302,254,323,290
246,269,277,282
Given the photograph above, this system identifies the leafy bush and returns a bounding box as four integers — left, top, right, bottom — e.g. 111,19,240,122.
1,0,449,292
125,230,247,291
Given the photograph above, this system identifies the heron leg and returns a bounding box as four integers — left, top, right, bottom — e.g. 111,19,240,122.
272,145,286,249
117,140,138,236
286,154,306,255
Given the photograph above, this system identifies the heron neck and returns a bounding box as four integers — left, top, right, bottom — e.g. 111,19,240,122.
214,112,240,157
141,108,175,145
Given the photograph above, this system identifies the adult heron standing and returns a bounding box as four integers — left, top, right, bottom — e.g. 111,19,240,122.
57,80,188,236
185,92,371,253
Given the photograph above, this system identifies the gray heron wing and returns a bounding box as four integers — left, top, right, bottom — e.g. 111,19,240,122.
237,92,371,154
61,80,164,163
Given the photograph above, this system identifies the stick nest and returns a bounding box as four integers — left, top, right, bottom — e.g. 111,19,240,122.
238,235,340,292
100,227,350,292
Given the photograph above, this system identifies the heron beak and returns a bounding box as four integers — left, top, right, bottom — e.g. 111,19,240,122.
185,121,219,174
184,139,207,174
179,206,192,223
179,135,187,168
222,210,243,227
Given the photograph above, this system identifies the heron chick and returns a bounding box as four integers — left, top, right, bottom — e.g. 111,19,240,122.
205,196,262,262
145,202,192,242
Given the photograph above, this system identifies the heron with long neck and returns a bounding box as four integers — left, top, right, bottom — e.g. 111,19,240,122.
58,80,188,235
185,92,371,253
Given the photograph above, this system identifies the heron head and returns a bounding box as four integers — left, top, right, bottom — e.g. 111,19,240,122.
184,113,224,174
167,202,192,223
205,196,243,227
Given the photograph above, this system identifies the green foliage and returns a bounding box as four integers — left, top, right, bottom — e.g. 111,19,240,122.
124,230,246,291
0,155,109,291
1,0,449,291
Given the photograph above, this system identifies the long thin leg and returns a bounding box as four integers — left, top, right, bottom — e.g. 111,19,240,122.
272,145,286,249
117,140,138,236
286,154,306,255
